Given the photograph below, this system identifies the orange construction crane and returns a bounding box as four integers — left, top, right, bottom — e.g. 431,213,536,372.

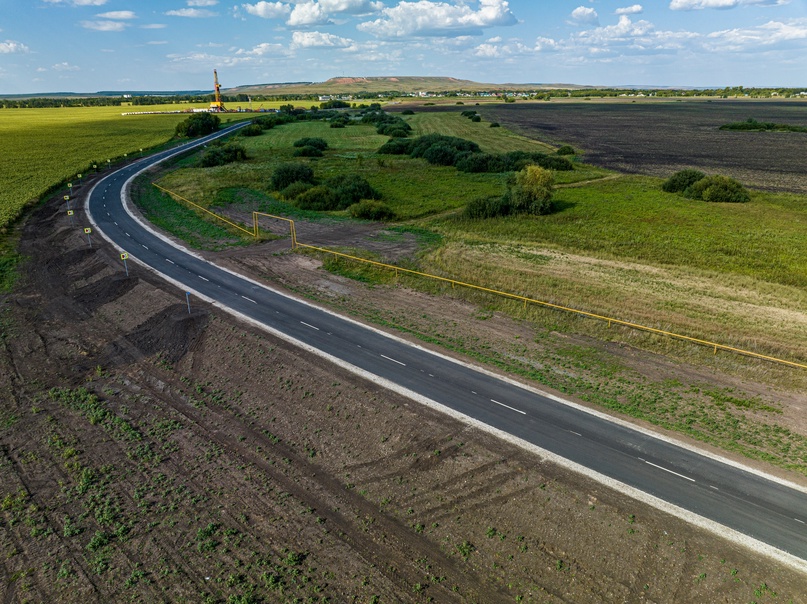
210,69,225,112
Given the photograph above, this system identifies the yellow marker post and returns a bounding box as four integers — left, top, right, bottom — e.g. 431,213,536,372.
67,209,74,226
120,252,129,276
83,227,92,247
63,194,71,210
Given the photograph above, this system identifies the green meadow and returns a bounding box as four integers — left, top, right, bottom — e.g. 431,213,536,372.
0,103,229,230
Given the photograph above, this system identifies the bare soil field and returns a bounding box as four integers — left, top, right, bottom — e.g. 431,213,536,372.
469,100,807,193
2,182,806,602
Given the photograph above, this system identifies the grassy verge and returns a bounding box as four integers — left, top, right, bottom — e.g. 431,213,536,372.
132,175,249,250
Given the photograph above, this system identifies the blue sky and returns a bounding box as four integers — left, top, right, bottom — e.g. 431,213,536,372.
1,0,806,93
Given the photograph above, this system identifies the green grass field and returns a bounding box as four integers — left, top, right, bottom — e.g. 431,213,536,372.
158,118,510,221
0,103,234,230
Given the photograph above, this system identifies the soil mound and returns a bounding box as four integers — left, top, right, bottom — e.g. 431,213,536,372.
74,274,139,312
126,304,208,363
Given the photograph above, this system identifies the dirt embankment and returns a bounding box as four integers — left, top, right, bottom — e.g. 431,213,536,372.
1,188,806,602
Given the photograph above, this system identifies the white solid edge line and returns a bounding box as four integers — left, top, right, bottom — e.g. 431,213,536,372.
84,125,807,574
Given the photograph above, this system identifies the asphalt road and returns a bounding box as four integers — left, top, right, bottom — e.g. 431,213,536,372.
85,125,807,565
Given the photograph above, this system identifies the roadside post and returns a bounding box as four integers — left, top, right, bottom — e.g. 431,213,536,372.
121,252,129,277
84,227,92,247
67,210,74,226
185,292,192,314
64,195,71,210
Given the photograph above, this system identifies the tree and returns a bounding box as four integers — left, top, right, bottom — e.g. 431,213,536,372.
510,165,554,214
175,112,220,138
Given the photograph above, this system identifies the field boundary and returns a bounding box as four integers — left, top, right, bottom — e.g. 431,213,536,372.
152,184,807,371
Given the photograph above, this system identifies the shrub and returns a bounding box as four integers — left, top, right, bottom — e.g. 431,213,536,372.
533,155,573,171
329,121,346,128
349,200,396,221
460,110,477,118
270,163,315,191
470,115,482,123
175,112,220,137
241,124,264,137
662,169,706,193
295,186,338,211
279,181,313,200
455,153,493,173
293,137,328,151
293,145,324,157
685,175,750,203
378,138,414,155
200,142,247,167
326,174,380,205
465,195,512,219
401,109,415,115
556,145,575,155
423,143,460,166
489,122,500,128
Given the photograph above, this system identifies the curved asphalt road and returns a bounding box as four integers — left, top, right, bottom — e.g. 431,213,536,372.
85,125,807,567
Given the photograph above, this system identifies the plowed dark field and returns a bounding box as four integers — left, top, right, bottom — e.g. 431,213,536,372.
481,100,807,193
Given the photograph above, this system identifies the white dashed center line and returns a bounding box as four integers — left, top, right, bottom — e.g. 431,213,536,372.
380,354,406,366
490,399,526,415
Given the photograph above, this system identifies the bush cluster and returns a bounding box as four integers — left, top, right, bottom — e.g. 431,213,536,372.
294,174,380,211
175,112,220,138
661,169,705,193
379,134,572,174
292,137,329,157
199,142,247,167
348,199,396,221
272,166,381,213
270,163,315,191
456,151,572,173
465,165,555,219
361,110,412,138
662,169,750,203
556,145,576,156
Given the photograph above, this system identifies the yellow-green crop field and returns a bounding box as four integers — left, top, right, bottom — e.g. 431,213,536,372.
0,103,227,230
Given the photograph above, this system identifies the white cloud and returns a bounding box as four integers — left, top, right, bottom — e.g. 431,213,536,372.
615,5,643,15
707,18,807,48
43,0,108,5
571,6,599,24
670,0,788,10
291,30,354,48
0,40,29,53
142,24,167,29
96,11,136,19
288,2,331,26
358,0,518,37
242,1,290,19
80,20,128,31
188,0,219,5
147,40,168,45
52,61,80,71
235,42,294,57
318,0,383,13
165,8,217,17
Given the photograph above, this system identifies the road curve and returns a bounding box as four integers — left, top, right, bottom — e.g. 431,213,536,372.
85,125,807,569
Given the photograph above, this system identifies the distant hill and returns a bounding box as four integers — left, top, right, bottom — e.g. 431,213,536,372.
225,76,582,96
